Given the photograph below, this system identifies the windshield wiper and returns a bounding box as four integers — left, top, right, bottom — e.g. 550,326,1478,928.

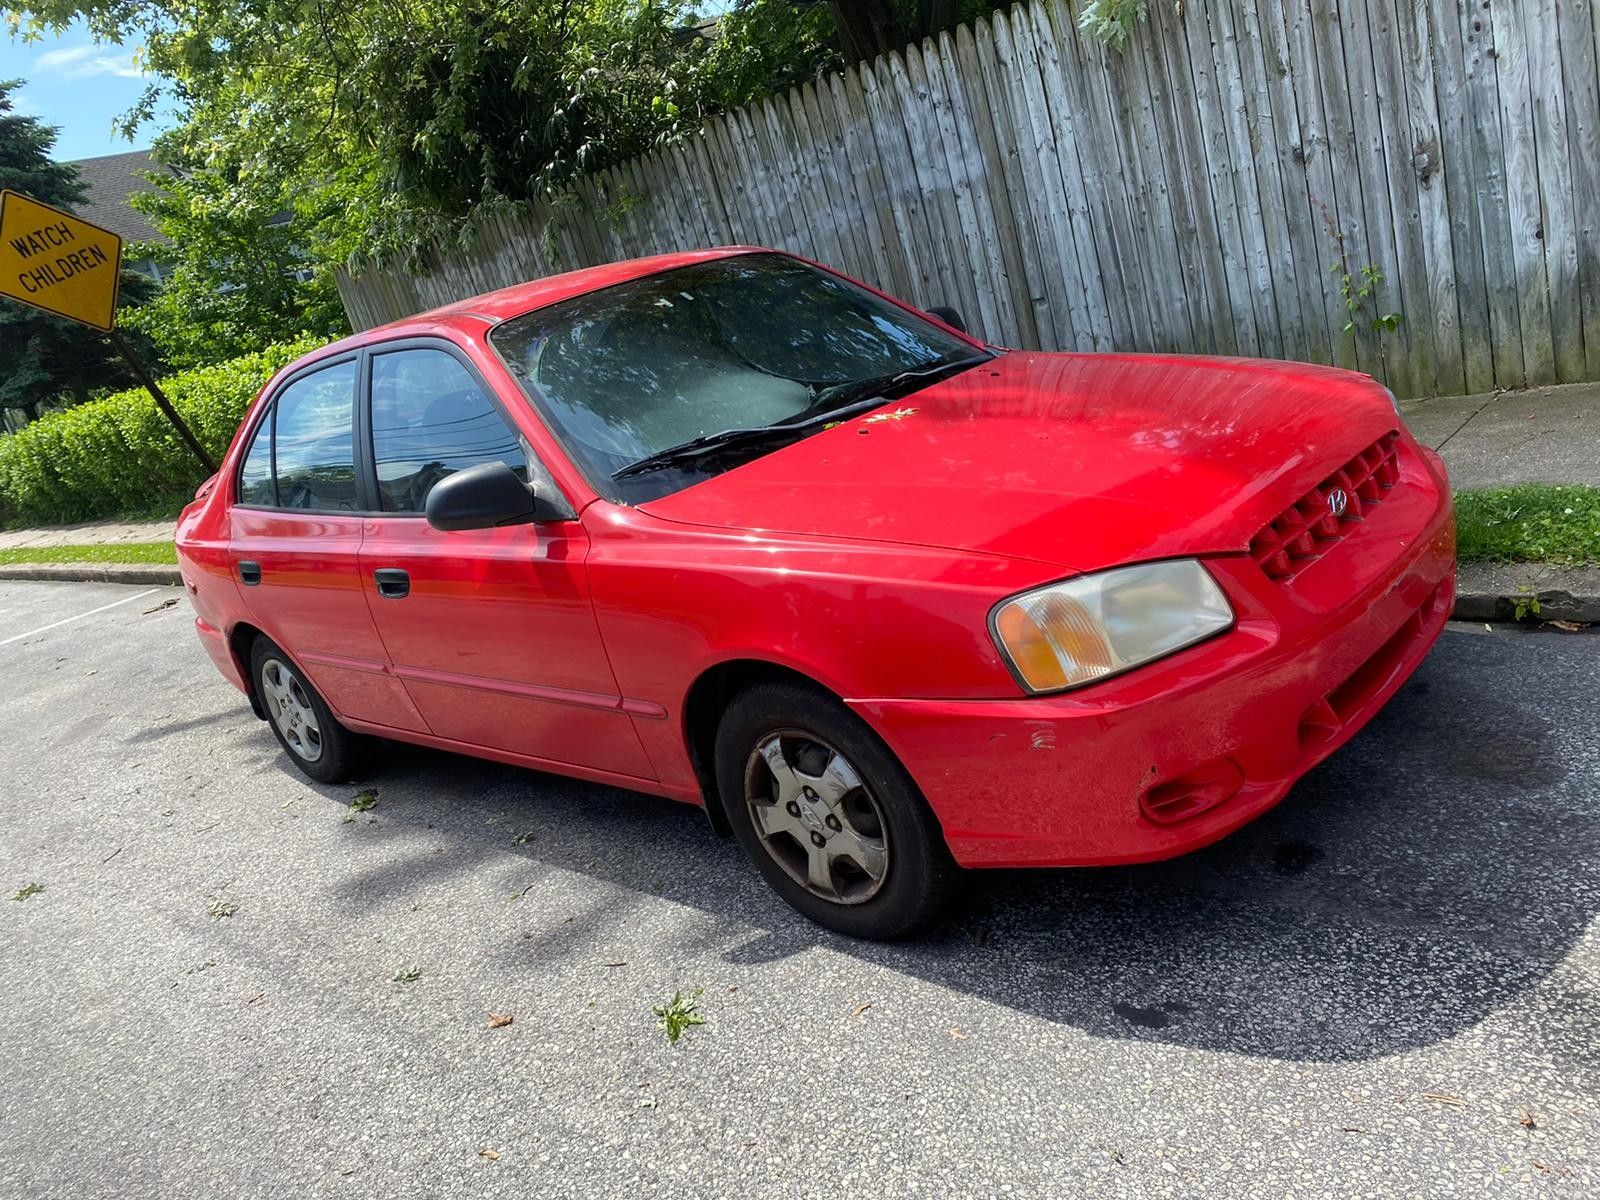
809,353,992,413
612,394,895,480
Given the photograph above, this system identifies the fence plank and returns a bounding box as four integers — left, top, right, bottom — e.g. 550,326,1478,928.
1206,0,1289,358
990,7,1087,349
1558,0,1600,377
1522,0,1585,382
1370,0,1441,394
1041,5,1141,349
1394,0,1465,394
935,29,1016,344
859,58,941,302
1233,0,1319,365
1148,0,1239,355
1101,14,1195,350
954,21,1041,348
1489,0,1557,385
1421,0,1493,392
1457,0,1526,386
918,36,998,339
1178,0,1262,355
805,80,870,280
333,0,1598,399
837,67,914,298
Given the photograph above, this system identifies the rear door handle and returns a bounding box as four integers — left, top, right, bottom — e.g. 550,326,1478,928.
373,568,410,599
238,560,261,586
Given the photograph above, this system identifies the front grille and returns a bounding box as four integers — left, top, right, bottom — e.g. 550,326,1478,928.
1250,432,1401,581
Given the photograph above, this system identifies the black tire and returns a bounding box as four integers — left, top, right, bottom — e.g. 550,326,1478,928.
714,681,959,939
249,635,365,784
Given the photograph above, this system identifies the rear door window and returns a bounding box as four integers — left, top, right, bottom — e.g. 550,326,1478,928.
273,361,359,511
236,361,358,510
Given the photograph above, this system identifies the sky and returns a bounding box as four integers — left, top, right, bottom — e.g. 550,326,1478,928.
2,18,172,162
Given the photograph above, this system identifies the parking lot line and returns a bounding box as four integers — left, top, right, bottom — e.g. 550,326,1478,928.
0,586,161,647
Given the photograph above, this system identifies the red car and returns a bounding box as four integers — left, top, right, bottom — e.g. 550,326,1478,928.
177,248,1455,938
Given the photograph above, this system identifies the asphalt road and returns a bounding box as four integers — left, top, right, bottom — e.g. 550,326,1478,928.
1,580,1596,1199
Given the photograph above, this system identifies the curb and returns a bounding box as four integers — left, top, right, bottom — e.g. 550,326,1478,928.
1452,588,1600,624
0,563,182,587
1452,561,1600,624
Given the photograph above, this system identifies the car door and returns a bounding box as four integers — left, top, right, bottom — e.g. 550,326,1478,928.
229,355,428,733
355,340,654,782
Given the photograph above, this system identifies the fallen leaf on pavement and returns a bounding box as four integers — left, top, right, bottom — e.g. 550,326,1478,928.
950,1027,969,1040
486,1011,513,1029
478,1148,500,1161
851,1003,873,1018
1548,620,1586,632
1519,1110,1537,1129
1422,1092,1465,1106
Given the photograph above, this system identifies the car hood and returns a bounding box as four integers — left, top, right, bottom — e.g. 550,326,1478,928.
637,352,1400,573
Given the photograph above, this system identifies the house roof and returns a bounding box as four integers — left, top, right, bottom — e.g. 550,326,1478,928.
62,149,173,246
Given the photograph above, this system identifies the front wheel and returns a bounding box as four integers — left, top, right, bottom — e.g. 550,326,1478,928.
714,681,959,939
250,636,365,784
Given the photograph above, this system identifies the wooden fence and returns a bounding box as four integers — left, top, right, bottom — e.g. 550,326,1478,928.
336,0,1600,399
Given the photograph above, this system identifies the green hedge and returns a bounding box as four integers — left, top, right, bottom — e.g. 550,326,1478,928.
0,336,326,527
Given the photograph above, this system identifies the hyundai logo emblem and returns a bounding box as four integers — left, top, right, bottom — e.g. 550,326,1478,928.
1327,488,1349,518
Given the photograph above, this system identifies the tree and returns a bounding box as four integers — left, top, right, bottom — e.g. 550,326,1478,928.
8,2,858,269
0,79,154,426
121,162,349,370
3,0,1011,281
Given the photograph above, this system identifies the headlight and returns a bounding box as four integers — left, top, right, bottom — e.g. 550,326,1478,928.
990,560,1234,694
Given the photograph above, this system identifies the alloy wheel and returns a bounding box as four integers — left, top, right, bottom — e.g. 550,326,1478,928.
743,729,889,905
259,657,324,763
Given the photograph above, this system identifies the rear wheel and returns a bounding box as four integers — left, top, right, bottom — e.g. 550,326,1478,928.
250,636,364,783
714,681,959,939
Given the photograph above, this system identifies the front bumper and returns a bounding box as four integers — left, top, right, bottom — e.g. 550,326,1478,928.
850,447,1456,868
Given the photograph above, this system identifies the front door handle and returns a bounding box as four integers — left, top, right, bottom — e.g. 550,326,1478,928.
238,560,261,586
373,568,410,599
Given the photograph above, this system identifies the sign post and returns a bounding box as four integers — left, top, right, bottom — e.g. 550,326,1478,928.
0,188,217,474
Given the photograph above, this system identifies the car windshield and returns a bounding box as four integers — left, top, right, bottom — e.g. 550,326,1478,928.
488,253,984,501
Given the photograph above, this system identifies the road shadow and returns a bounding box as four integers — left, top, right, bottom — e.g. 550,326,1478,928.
322,626,1599,1063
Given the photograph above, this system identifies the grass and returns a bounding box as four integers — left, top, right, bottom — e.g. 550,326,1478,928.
0,541,177,566
1453,485,1600,566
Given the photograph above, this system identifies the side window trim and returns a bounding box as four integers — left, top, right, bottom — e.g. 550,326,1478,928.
359,335,575,521
232,350,362,515
353,345,380,513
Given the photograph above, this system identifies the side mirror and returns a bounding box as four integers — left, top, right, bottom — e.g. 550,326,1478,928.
926,304,966,333
424,461,537,531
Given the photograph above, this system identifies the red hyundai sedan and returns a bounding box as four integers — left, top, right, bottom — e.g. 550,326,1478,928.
176,248,1455,938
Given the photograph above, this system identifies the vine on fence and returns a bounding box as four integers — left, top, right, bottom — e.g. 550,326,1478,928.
1315,201,1402,342
1078,0,1152,49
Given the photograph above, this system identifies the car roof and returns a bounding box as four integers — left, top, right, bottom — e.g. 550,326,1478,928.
329,245,769,354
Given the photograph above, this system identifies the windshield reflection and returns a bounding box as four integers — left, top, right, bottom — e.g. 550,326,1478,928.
489,253,981,501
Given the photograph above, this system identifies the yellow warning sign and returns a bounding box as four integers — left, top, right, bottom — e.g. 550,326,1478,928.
0,189,124,331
